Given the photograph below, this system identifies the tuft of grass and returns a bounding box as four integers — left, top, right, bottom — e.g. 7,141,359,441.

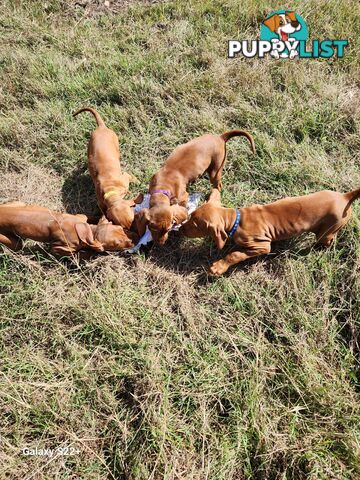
0,1,359,478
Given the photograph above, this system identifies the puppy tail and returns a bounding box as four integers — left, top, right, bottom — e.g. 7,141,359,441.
73,107,106,127
221,129,256,154
344,188,360,204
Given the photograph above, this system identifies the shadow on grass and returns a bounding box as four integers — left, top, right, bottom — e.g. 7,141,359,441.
61,164,101,217
140,232,305,283
116,226,325,281
141,232,214,283
6,229,330,283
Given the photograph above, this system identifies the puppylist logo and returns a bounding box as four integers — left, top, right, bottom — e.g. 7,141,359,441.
228,10,348,59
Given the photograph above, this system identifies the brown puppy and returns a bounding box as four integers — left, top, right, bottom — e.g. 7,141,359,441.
136,130,255,244
73,107,139,229
0,202,137,256
182,188,359,276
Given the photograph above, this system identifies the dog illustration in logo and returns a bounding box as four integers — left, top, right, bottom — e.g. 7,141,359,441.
263,11,301,59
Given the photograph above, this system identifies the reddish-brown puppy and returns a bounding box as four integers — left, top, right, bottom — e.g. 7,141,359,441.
74,107,139,229
136,130,255,244
0,202,137,257
182,188,360,276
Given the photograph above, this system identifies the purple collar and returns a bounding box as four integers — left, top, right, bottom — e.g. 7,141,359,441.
150,189,172,200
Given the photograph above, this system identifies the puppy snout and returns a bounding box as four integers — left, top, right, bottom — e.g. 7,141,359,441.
181,222,190,235
155,233,168,245
126,230,139,244
291,20,299,28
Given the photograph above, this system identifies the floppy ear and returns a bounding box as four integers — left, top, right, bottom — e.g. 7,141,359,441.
263,14,277,32
207,223,228,250
134,208,150,236
75,223,104,252
132,193,144,204
171,205,188,225
207,188,222,204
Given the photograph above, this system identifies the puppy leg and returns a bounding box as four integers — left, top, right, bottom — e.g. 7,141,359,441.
178,192,189,207
51,245,77,257
314,217,350,247
208,157,225,191
209,243,271,276
208,144,227,191
0,233,23,251
315,233,335,248
127,173,139,183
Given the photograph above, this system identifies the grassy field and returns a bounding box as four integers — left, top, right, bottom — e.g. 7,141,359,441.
0,0,359,478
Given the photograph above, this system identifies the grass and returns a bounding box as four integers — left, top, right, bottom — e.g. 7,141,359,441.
0,0,359,478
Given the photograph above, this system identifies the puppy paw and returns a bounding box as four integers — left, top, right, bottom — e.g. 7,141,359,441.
208,260,229,276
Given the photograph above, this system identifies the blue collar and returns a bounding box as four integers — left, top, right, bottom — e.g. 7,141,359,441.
228,209,241,238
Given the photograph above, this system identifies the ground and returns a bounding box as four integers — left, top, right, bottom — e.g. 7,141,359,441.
0,0,359,479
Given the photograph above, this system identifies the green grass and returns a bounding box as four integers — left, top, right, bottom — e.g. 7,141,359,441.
0,0,359,478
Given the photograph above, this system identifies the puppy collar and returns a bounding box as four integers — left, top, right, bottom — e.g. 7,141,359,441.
104,190,119,201
151,189,172,200
228,209,241,238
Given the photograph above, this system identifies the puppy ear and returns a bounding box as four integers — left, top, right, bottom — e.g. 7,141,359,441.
134,208,150,236
263,14,277,32
125,229,140,244
132,193,144,204
208,223,228,250
171,205,188,225
207,188,221,204
75,223,104,252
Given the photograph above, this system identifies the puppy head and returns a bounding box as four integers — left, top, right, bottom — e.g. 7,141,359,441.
181,202,227,249
94,222,138,251
135,204,188,245
106,198,136,230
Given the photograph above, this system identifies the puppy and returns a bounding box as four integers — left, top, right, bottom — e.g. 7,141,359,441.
73,107,139,229
182,188,359,276
0,202,137,256
136,130,255,244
